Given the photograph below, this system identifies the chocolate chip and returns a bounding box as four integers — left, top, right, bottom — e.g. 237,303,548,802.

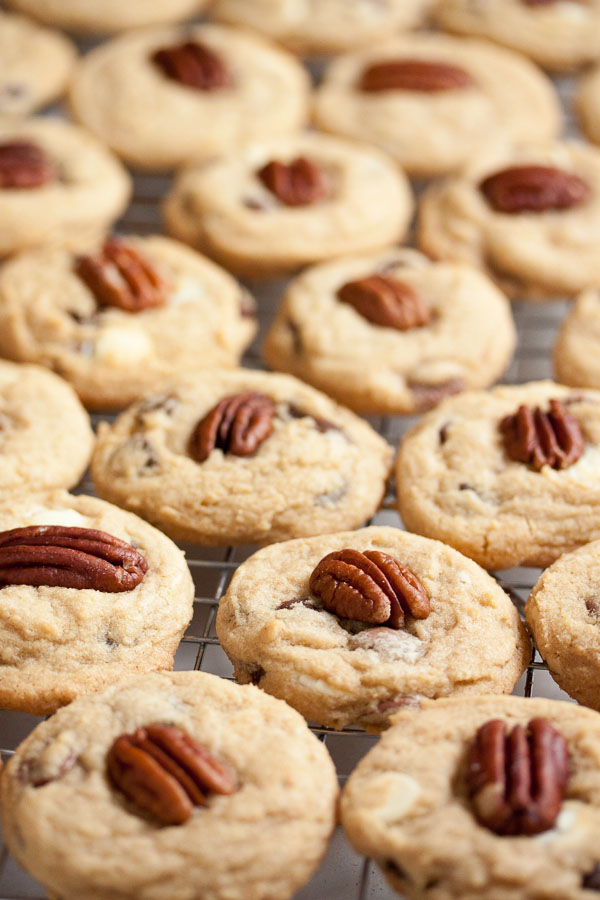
586,598,600,618
583,864,600,890
136,393,179,421
385,860,409,880
439,422,451,444
409,378,464,412
277,596,323,611
286,404,343,436
19,751,76,787
103,634,119,650
67,309,99,326
459,482,473,491
248,664,266,685
243,197,266,211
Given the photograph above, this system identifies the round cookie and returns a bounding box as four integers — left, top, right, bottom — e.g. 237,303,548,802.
0,491,195,716
435,0,600,72
68,24,309,171
0,117,131,258
418,141,600,299
0,671,338,900
0,11,75,116
0,235,257,411
554,290,600,389
396,381,600,570
91,369,393,546
216,526,530,731
341,695,600,900
262,248,516,415
526,540,600,710
3,0,211,33
164,133,413,278
0,360,93,494
313,34,560,178
212,0,433,55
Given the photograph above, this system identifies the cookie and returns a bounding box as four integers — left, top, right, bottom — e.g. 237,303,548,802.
4,0,211,33
212,0,433,55
435,0,600,72
0,360,93,494
577,63,600,147
554,291,600,389
341,695,600,900
313,34,560,178
0,235,256,411
0,117,130,258
0,671,338,900
91,368,392,546
164,133,413,278
418,141,600,299
216,526,530,731
397,381,600,570
0,11,75,116
0,491,195,716
68,24,309,171
262,248,516,415
526,540,600,710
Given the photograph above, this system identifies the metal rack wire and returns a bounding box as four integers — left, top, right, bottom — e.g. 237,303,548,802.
0,50,580,900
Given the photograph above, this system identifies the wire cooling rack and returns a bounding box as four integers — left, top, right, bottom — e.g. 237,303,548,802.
0,40,581,900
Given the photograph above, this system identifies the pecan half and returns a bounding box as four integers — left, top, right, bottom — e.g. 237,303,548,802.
359,59,474,93
257,157,329,207
480,166,590,214
500,399,584,471
0,526,148,592
309,549,430,629
152,41,231,91
190,392,275,463
75,238,168,313
467,718,569,836
0,140,55,189
337,275,431,330
107,724,236,826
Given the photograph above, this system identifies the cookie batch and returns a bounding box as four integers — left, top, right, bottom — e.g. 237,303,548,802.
5,3,600,900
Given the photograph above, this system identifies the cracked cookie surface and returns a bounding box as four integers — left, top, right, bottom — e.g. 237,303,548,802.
91,369,392,545
216,526,530,730
263,248,515,415
0,360,93,494
0,491,194,715
1,670,338,900
68,24,309,171
0,235,256,411
342,695,600,900
397,381,600,570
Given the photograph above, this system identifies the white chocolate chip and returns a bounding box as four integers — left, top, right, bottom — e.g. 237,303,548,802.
95,327,153,367
170,276,205,306
25,508,88,528
362,773,421,825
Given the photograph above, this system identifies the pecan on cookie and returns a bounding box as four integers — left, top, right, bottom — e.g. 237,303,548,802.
0,139,55,188
467,717,569,835
500,398,584,470
75,238,169,313
359,59,474,93
337,275,431,330
152,41,231,91
257,157,329,207
0,525,148,592
480,165,590,213
309,548,430,629
107,723,236,825
190,392,275,462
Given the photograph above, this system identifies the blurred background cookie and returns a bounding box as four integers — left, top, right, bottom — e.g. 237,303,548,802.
3,0,212,33
69,24,310,170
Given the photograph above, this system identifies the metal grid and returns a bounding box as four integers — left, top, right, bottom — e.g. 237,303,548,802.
0,53,581,900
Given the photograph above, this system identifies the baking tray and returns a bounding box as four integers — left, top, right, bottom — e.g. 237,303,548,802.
0,27,580,898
